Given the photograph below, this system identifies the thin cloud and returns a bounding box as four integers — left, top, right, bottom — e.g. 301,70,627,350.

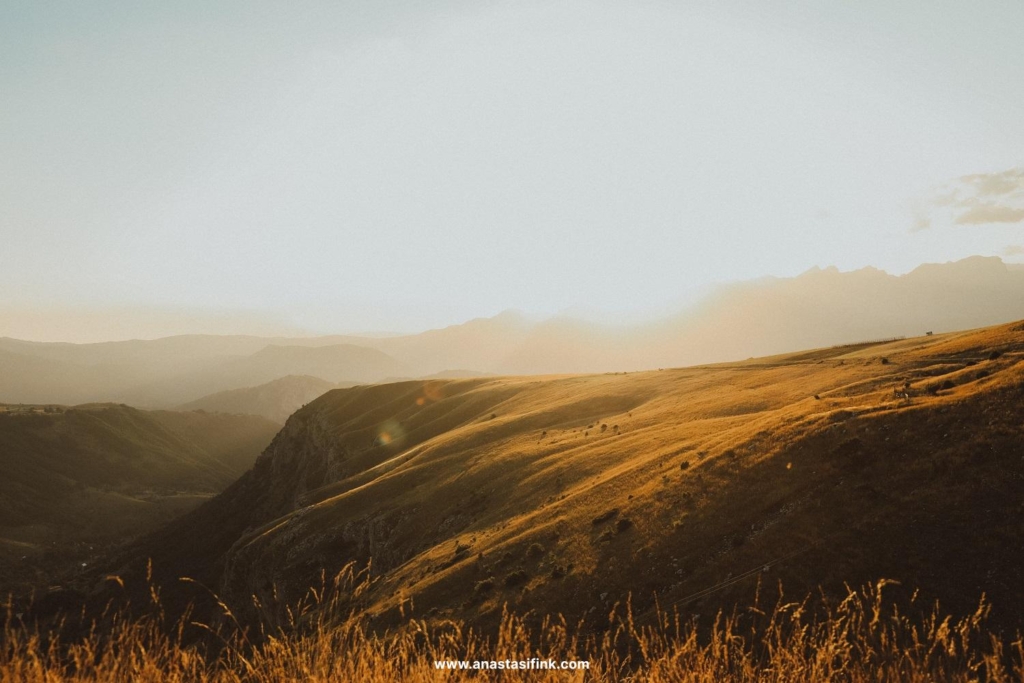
916,167,1024,229
955,204,1024,225
1003,245,1024,257
960,168,1024,198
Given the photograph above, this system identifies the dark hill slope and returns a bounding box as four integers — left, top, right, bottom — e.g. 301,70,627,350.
0,404,279,592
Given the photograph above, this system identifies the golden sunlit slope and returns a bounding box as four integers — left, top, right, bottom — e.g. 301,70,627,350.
114,321,1024,633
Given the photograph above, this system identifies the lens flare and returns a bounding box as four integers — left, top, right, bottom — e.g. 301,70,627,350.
375,419,405,447
422,381,444,402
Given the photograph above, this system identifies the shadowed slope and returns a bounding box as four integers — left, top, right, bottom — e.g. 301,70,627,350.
0,404,279,593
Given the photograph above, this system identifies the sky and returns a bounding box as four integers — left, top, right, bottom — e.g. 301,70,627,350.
1,0,1023,341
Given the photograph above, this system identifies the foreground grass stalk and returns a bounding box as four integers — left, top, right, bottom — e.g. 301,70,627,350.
2,572,1022,682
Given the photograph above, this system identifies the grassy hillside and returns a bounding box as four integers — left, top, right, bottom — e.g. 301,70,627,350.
103,320,1024,639
0,404,279,593
176,375,344,424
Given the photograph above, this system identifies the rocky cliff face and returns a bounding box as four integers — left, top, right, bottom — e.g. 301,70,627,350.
112,378,502,609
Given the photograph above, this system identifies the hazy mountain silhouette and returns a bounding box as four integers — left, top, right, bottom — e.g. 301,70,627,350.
644,256,1024,367
237,344,408,384
178,375,349,424
2,257,1022,406
0,338,406,407
491,256,1024,373
367,310,534,376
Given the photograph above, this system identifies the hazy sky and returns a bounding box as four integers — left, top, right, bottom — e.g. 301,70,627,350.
2,0,1023,340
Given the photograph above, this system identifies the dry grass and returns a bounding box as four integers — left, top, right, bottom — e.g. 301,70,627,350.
3,567,1022,682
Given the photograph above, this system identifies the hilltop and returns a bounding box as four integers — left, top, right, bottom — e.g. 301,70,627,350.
99,319,1024,635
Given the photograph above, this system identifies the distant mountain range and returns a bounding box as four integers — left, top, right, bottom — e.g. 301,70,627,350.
2,256,1023,409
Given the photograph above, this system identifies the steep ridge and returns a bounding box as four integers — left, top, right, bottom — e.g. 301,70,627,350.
107,321,1024,633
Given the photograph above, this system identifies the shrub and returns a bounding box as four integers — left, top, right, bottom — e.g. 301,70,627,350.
504,569,528,587
592,509,619,525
